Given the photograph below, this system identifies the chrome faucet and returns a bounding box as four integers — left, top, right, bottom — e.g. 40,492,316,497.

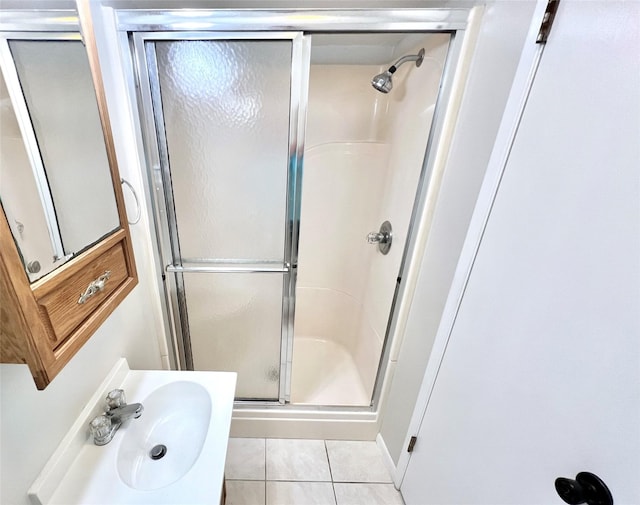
89,389,143,446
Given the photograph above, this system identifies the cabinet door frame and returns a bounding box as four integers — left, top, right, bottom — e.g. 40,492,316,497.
0,8,138,389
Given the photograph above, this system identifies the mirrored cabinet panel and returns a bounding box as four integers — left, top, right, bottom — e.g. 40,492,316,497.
0,9,138,390
0,70,56,280
0,36,119,282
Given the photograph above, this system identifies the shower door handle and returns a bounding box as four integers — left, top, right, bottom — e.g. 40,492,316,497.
367,221,392,255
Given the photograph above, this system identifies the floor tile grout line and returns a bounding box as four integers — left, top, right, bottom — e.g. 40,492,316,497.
262,477,336,483
264,479,334,482
324,440,339,505
256,479,394,484
330,480,394,484
227,479,391,483
324,440,334,482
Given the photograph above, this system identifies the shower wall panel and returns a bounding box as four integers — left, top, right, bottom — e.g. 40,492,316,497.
292,34,450,405
293,288,360,350
355,35,450,386
295,142,389,356
305,65,387,147
294,63,391,404
294,35,450,405
297,143,389,295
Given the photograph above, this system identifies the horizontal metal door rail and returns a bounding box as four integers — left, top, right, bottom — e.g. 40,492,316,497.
116,9,469,32
166,263,290,274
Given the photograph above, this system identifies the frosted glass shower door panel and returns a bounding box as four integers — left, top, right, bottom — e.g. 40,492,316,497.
155,40,292,261
185,273,284,399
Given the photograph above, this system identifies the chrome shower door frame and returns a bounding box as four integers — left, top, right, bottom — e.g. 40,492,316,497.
132,31,308,403
124,8,472,411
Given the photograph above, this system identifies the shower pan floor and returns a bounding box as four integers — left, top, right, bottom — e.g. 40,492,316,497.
290,336,369,406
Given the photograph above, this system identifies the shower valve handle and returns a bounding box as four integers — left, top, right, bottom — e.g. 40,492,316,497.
367,232,386,244
367,221,393,255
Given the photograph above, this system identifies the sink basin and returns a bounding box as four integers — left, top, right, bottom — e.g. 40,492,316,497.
117,381,212,490
28,361,236,505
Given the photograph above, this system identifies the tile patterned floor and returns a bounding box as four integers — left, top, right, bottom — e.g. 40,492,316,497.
225,438,404,505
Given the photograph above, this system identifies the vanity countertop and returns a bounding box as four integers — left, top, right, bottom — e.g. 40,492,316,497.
29,359,236,505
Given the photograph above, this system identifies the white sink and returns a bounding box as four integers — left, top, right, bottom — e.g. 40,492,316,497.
117,381,212,491
28,360,236,505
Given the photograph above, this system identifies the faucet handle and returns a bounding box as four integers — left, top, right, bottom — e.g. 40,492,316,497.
105,389,126,410
89,414,113,445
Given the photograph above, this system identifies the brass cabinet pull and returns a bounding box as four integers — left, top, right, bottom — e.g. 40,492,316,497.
78,271,111,304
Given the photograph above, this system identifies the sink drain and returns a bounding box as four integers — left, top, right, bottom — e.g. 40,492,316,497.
149,444,167,460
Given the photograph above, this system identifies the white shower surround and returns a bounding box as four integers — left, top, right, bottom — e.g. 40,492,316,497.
291,35,449,406
292,142,390,405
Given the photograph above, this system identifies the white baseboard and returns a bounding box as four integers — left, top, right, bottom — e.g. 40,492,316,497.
376,432,399,487
231,407,380,440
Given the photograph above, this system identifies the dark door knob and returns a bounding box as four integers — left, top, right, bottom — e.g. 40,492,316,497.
554,472,613,505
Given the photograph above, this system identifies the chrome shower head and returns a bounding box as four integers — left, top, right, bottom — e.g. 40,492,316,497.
371,48,425,94
372,70,394,93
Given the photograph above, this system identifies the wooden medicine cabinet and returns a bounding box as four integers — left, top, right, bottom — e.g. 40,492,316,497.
0,9,137,389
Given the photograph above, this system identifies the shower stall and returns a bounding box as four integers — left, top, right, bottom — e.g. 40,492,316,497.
125,10,466,414
291,33,449,406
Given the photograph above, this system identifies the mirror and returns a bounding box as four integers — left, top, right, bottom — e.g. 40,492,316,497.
0,36,120,282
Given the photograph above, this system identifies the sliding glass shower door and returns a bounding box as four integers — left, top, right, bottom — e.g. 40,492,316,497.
136,33,306,401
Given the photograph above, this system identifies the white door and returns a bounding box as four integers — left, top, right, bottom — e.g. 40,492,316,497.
401,1,640,503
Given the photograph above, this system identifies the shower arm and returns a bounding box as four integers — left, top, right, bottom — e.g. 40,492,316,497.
387,49,425,74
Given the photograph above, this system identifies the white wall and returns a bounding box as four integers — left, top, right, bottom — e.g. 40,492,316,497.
379,0,537,465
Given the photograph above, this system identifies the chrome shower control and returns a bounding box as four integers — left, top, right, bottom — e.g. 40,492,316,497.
367,232,383,243
367,221,392,255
